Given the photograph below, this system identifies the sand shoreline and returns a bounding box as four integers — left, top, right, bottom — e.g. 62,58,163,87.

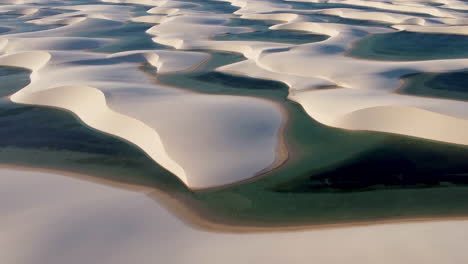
148,56,290,192
3,0,468,262
4,0,468,189
3,163,468,234
5,49,284,190
190,99,289,192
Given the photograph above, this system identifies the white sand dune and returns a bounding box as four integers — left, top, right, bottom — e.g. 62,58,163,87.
166,0,468,146
0,6,39,16
108,49,209,73
222,50,468,144
336,105,468,145
28,16,87,26
0,1,284,189
1,0,468,186
392,24,468,35
0,51,50,71
131,14,167,24
219,57,468,145
5,48,283,189
317,8,426,25
2,0,468,262
4,37,112,52
2,168,468,264
270,21,340,36
239,12,299,23
11,85,188,184
309,0,453,17
107,93,282,188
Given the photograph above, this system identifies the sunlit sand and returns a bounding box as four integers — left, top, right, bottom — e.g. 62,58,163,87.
1,0,468,262
2,168,468,264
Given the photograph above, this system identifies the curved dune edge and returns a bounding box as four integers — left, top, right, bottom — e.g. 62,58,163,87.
0,3,288,188
334,105,468,146
148,186,468,233
10,85,188,185
0,51,50,72
270,22,340,36
29,16,87,26
2,0,468,187
0,52,188,186
290,90,468,147
194,0,468,148
4,167,468,264
2,0,468,255
329,0,454,17
240,13,299,23
317,9,426,25
4,164,468,235
107,49,209,74
392,24,468,35
0,47,283,190
218,59,468,147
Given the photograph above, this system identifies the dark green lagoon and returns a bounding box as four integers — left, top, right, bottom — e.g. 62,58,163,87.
215,18,329,44
3,0,468,228
349,31,468,61
399,71,468,101
157,54,468,226
4,50,468,227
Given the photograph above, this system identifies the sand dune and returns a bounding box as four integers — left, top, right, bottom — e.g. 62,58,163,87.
107,50,209,73
0,1,284,189
6,49,283,189
270,22,340,36
2,0,468,262
166,0,468,146
0,51,50,71
4,37,112,52
330,0,453,17
11,85,188,184
2,0,468,185
392,24,468,35
107,93,282,189
239,12,299,23
131,15,167,24
317,9,426,25
2,168,468,264
336,105,468,145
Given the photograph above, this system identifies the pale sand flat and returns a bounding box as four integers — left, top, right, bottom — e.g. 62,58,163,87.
2,168,468,264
